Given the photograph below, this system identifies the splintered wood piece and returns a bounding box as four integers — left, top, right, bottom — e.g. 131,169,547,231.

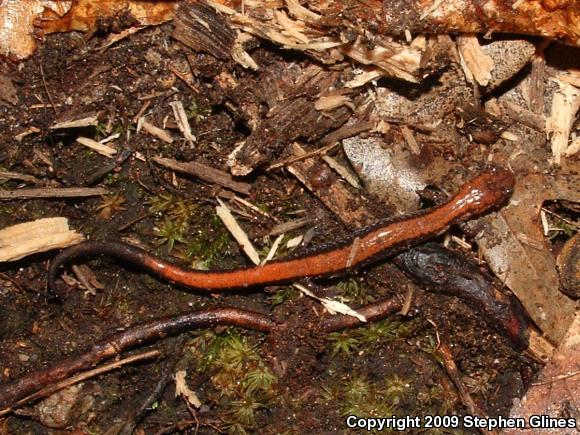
294,283,367,322
227,65,355,175
0,217,83,261
174,370,202,409
215,198,260,265
546,80,580,165
151,156,250,195
76,136,117,158
457,35,493,87
49,114,99,130
0,171,38,183
138,118,174,144
169,101,195,144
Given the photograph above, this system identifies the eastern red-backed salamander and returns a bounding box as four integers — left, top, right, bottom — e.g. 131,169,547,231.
48,168,515,293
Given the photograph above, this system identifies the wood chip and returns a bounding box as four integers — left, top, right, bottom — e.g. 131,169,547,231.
314,94,354,111
268,217,312,236
173,1,236,60
49,114,99,130
294,283,367,322
99,25,145,52
14,126,41,141
0,217,83,262
169,100,195,144
286,235,303,248
216,198,260,265
174,370,202,409
152,156,251,195
261,234,284,265
321,155,361,189
501,100,546,132
400,125,421,155
232,195,275,220
285,0,322,23
457,35,493,87
547,80,580,164
76,136,117,158
0,187,107,200
138,117,174,143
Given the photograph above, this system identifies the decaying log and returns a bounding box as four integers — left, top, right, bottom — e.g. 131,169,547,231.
381,0,580,47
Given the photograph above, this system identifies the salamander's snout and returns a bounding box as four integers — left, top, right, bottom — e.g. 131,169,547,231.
484,167,516,203
454,168,516,219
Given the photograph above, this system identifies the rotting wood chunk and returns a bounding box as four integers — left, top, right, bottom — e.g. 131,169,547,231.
172,1,236,60
226,65,358,175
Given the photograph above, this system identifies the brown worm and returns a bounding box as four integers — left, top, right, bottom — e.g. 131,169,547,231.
48,168,515,293
0,298,405,409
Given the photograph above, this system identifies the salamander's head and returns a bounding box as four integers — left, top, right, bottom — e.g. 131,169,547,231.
453,168,515,219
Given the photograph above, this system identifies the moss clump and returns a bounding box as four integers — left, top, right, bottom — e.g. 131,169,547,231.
187,329,277,434
146,194,231,265
328,318,417,357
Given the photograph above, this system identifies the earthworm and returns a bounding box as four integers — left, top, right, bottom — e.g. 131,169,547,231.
48,168,515,293
0,308,274,409
0,298,404,409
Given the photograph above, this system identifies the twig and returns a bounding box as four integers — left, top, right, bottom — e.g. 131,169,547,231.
118,212,151,232
268,217,312,236
267,141,339,171
86,149,132,186
0,171,38,184
267,121,373,170
76,137,117,158
0,187,107,200
0,308,272,409
152,156,251,195
436,332,498,435
114,338,185,435
39,64,57,115
0,350,160,417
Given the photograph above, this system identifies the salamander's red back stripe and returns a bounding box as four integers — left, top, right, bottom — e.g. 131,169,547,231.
49,169,515,292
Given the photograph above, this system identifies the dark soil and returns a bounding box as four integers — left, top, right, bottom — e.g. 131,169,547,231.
0,24,539,434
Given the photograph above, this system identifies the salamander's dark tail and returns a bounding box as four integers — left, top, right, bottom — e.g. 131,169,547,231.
47,241,152,299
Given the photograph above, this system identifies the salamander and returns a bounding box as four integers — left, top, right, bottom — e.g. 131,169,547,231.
48,168,515,293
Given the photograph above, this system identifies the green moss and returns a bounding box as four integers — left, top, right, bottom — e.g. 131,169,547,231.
328,332,360,357
186,329,277,433
154,217,187,253
338,373,399,421
328,318,417,358
417,334,445,366
146,194,231,265
336,277,374,304
268,286,298,306
184,215,231,268
186,99,210,123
